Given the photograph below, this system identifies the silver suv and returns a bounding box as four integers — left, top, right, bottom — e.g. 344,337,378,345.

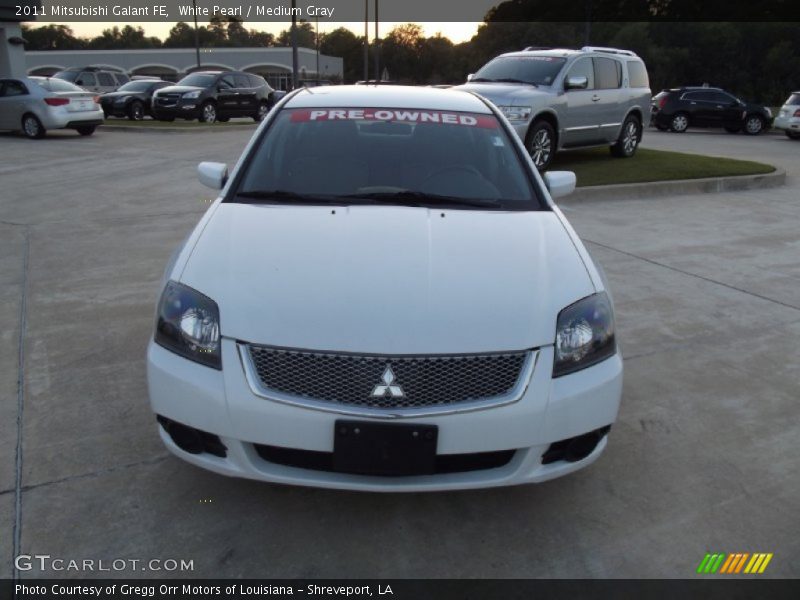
456,46,651,170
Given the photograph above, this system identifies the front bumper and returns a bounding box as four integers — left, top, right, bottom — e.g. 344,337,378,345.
152,99,201,119
147,339,623,491
773,115,800,132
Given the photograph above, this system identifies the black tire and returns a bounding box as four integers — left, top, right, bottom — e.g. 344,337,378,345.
526,121,556,171
724,125,741,133
610,115,641,158
21,114,45,139
198,101,217,123
254,101,269,122
786,131,800,140
127,100,145,121
669,112,689,133
743,114,765,135
76,126,96,136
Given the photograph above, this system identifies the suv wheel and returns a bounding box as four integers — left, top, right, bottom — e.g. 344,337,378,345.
744,115,765,135
254,101,269,122
611,116,641,158
22,114,45,139
527,121,555,171
669,113,689,133
128,100,145,121
199,102,217,124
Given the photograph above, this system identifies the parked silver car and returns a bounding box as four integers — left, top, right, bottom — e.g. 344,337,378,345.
52,66,129,94
773,92,800,140
455,46,651,170
0,77,104,139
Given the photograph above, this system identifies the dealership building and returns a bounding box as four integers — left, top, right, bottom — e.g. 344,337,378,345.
25,46,344,90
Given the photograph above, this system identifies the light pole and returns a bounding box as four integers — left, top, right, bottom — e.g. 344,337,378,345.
290,0,299,89
363,0,369,81
315,14,320,81
373,0,379,81
192,0,200,70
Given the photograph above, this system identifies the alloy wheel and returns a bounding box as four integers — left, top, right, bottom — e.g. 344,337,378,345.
530,129,552,168
671,114,688,132
203,104,217,123
23,116,40,138
622,121,639,154
745,116,763,134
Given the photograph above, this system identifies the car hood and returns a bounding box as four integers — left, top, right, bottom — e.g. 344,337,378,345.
101,90,141,99
179,204,595,354
155,85,204,94
454,82,553,107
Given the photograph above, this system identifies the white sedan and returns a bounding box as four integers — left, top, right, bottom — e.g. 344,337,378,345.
0,77,104,139
147,85,623,491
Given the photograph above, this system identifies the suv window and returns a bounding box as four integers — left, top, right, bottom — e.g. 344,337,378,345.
566,57,594,90
235,75,250,88
473,56,567,86
114,73,130,85
593,57,621,89
709,91,736,104
627,61,649,88
77,72,96,87
177,73,217,87
1,80,28,96
220,75,236,89
683,91,715,102
97,72,115,87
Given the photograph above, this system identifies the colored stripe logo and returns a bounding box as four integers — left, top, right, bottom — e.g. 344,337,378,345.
697,553,773,574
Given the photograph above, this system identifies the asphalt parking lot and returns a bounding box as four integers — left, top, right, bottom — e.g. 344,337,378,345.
2,125,798,579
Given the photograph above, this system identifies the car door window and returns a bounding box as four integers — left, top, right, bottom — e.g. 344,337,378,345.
219,76,236,89
3,80,28,96
115,73,130,85
710,91,736,105
77,72,96,87
234,75,250,88
97,72,115,87
566,58,594,90
685,91,715,102
593,57,621,89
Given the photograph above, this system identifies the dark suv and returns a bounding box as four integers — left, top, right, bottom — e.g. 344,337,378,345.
152,71,274,123
652,87,773,135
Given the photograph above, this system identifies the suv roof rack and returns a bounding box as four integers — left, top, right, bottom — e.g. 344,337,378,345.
581,46,638,57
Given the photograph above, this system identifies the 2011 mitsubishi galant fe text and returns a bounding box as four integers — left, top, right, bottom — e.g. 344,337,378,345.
147,85,623,492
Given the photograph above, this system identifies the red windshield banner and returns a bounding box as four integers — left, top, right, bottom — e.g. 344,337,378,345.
289,108,498,128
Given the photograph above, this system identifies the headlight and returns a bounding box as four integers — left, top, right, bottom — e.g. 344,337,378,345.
155,281,221,369
553,292,616,377
183,90,202,99
498,105,533,121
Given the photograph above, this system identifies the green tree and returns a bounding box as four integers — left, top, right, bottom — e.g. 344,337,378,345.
320,27,365,82
21,24,86,50
277,22,316,49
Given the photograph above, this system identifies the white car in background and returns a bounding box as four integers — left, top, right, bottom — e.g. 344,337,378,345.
147,85,623,491
0,77,104,139
774,91,800,139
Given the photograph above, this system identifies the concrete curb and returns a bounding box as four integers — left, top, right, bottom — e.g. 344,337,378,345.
563,168,786,203
100,123,256,134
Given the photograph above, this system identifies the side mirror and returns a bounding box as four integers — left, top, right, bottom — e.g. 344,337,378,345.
565,76,588,90
543,171,576,200
197,161,228,190
466,73,474,82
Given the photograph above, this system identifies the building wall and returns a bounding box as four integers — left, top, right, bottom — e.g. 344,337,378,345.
0,22,26,77
25,47,343,88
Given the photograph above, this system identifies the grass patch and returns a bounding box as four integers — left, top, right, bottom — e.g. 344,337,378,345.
102,117,256,128
551,147,775,187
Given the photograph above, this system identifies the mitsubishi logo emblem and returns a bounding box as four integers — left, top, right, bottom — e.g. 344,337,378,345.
372,366,404,398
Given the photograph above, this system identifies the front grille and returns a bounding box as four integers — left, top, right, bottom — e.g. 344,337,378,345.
247,345,529,411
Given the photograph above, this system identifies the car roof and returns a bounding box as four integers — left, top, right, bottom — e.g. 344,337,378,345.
283,85,492,113
501,49,578,59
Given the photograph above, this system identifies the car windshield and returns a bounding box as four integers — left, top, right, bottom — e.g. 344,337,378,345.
53,71,79,82
32,78,83,92
117,81,156,92
785,93,800,106
177,74,216,87
473,56,567,86
233,107,540,210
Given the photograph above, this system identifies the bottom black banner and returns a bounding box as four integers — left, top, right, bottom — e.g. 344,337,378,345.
3,579,800,600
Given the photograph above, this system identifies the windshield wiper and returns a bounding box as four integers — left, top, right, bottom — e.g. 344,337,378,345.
236,190,373,204
340,191,501,209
